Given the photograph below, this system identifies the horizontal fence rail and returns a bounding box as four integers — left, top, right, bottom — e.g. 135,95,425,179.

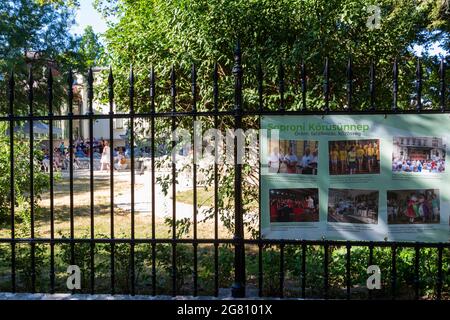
0,44,449,299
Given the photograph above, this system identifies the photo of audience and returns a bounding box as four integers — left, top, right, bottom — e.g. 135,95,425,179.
328,140,380,175
392,137,446,174
269,189,319,222
267,139,318,175
387,189,440,224
327,189,379,224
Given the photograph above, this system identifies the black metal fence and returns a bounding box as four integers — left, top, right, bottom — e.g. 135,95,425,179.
0,43,449,299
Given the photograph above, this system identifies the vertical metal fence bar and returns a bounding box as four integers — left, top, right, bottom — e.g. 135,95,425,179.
347,57,353,111
323,58,330,113
439,59,446,112
87,67,95,294
323,242,329,299
108,67,115,294
28,68,36,293
129,67,136,296
301,241,306,298
391,244,397,300
257,62,263,298
8,71,15,293
393,59,398,112
48,68,55,294
368,242,374,299
191,64,198,296
279,244,285,298
68,70,75,292
436,244,443,300
414,244,420,300
150,66,157,296
213,63,219,297
346,242,351,300
258,243,263,297
170,66,177,296
278,63,285,112
301,61,307,111
416,58,422,112
369,61,376,111
231,41,246,298
257,62,263,112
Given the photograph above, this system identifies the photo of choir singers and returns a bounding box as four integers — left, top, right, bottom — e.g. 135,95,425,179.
387,189,440,224
267,139,318,174
328,139,380,175
269,188,319,223
327,189,379,224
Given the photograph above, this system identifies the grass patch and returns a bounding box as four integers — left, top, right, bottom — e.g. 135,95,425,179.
0,174,231,239
176,187,215,207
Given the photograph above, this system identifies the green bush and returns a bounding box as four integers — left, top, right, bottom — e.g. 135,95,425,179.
0,123,49,227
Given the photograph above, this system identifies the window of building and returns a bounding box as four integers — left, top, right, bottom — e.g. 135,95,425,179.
114,118,124,129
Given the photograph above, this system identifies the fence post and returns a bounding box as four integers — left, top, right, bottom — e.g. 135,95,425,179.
231,40,246,298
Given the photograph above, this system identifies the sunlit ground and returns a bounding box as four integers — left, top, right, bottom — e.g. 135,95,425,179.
0,170,232,239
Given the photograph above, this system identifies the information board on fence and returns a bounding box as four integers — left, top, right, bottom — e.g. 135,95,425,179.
260,114,450,242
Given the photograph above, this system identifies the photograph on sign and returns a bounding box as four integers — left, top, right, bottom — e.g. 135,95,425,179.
267,139,318,174
392,137,445,173
269,188,319,223
387,189,440,224
327,188,379,224
328,140,380,175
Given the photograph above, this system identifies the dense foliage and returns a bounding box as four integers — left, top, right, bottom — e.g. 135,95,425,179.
0,0,100,227
93,0,450,236
0,123,49,229
0,234,448,298
95,0,449,112
0,0,103,115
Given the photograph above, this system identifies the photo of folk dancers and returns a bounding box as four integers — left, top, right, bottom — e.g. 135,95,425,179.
387,189,440,224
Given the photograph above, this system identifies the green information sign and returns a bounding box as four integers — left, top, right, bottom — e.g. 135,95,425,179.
261,114,450,242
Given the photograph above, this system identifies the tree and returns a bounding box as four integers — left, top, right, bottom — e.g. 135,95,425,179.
426,0,450,51
0,123,49,227
0,0,105,115
95,0,448,112
78,26,104,68
92,0,449,237
0,0,90,229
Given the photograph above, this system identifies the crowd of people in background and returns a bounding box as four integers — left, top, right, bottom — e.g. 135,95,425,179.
392,158,445,173
329,140,380,175
40,137,152,173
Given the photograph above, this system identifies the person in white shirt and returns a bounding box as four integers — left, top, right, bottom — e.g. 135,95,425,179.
100,141,111,172
114,152,128,170
268,147,282,173
306,196,314,209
